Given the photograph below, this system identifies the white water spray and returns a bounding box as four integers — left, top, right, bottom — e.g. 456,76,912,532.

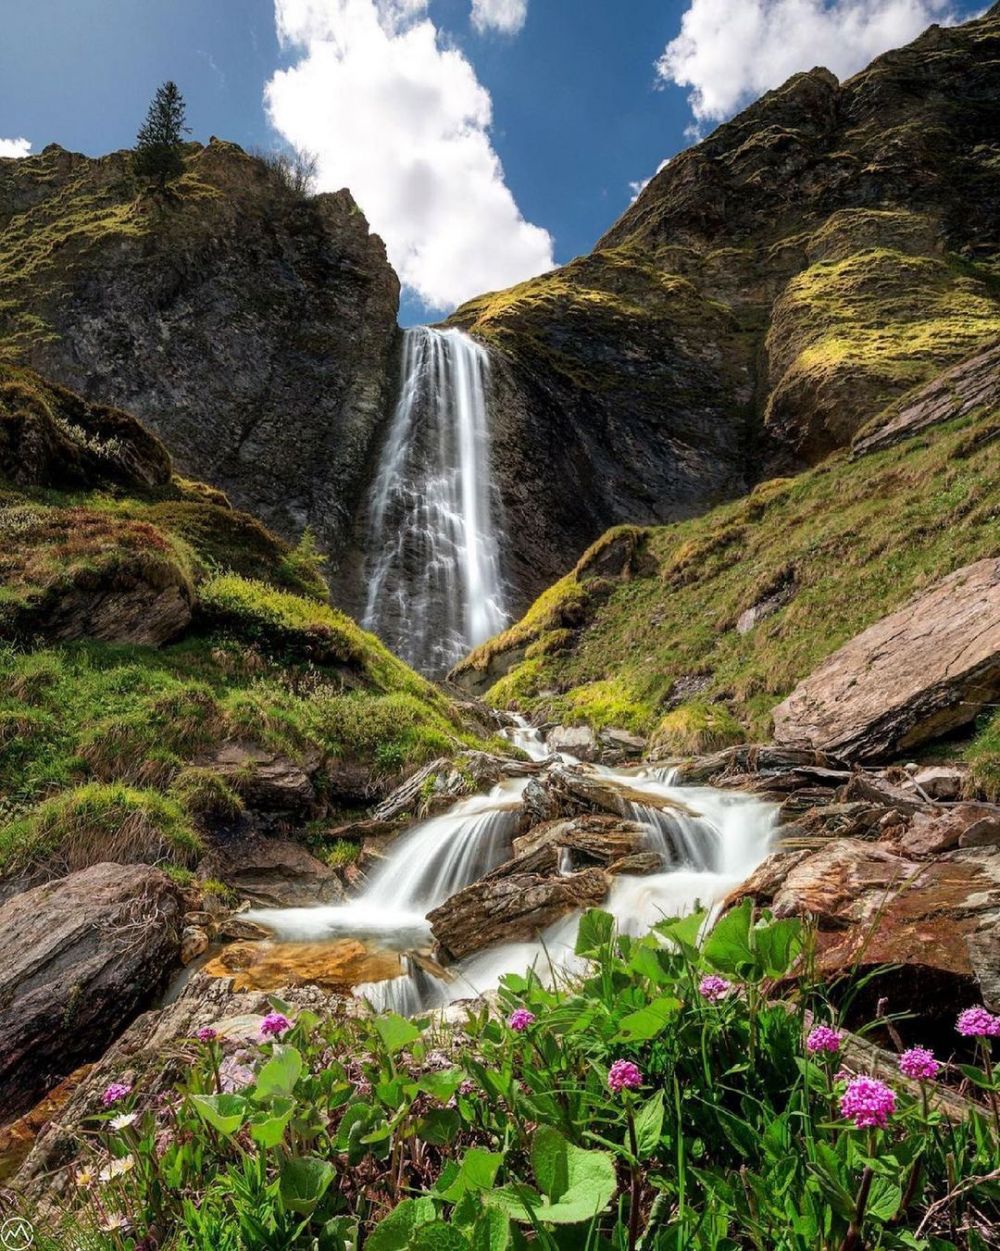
361,326,509,673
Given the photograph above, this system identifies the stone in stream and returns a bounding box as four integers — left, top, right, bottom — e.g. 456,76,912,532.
512,814,653,868
0,862,183,1118
545,724,599,761
772,558,1000,761
203,938,403,993
200,838,343,908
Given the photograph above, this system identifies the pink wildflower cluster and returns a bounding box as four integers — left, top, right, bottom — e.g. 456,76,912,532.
839,1076,896,1129
100,1082,132,1108
607,1059,643,1093
806,1025,842,1054
195,1027,218,1044
698,975,732,1002
898,1046,940,1081
260,1012,291,1039
507,1008,536,1032
956,1007,1000,1038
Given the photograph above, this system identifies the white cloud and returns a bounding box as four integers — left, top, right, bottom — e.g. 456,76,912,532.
657,0,955,126
266,0,553,311
471,0,528,34
0,137,31,159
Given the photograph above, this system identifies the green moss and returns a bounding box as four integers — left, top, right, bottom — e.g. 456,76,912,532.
0,781,202,878
966,712,1000,802
651,702,745,757
322,838,360,869
169,766,244,821
481,403,999,742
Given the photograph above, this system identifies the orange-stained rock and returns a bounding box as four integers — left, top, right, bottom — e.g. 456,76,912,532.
0,1066,92,1182
203,939,402,992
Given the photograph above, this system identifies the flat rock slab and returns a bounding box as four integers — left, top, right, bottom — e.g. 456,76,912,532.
0,862,182,1118
772,558,1000,761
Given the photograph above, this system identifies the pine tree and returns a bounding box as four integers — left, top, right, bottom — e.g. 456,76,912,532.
132,81,190,189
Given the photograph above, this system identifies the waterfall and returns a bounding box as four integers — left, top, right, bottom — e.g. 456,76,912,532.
361,326,509,674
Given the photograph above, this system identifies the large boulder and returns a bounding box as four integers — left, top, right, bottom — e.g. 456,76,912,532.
201,838,343,908
772,559,1000,760
0,863,183,1118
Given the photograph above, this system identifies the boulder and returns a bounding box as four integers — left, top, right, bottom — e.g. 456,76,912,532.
428,867,609,961
201,742,316,814
598,727,647,757
546,724,599,762
906,765,967,802
0,863,182,1117
203,839,342,907
371,751,538,824
668,744,847,784
734,838,1000,1015
888,803,1000,857
512,814,652,869
772,559,1000,760
203,938,402,993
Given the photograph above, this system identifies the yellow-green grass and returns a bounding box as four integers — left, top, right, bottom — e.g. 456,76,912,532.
476,404,999,742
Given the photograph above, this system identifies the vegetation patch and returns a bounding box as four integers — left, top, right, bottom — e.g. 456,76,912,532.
651,701,745,757
966,711,1000,802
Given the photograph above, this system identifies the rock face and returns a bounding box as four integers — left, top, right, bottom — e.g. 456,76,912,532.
772,559,1000,761
0,863,182,1118
201,839,343,908
0,140,399,557
449,7,1000,598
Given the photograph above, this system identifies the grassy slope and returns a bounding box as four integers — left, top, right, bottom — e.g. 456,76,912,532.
0,369,487,879
458,401,999,768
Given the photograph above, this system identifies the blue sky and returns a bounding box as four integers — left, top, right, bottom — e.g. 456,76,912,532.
1,0,980,324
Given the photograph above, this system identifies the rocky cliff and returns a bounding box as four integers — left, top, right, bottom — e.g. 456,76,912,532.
0,139,400,556
450,3,1000,600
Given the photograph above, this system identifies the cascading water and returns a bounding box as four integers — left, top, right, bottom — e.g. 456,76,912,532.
245,719,779,1014
361,326,509,674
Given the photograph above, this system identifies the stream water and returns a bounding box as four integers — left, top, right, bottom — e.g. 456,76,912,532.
360,326,509,674
245,721,777,1013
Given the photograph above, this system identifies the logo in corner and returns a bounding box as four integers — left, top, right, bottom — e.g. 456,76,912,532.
0,1217,34,1251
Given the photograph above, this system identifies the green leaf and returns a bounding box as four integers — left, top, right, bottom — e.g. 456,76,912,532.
420,1068,467,1103
189,1093,248,1136
532,1125,570,1200
249,1095,295,1148
410,1225,471,1251
367,1198,437,1251
867,1177,902,1222
655,910,707,959
575,908,615,956
253,1044,303,1101
633,1089,665,1160
374,1012,422,1055
438,1148,504,1204
751,916,803,976
469,1208,512,1251
614,997,680,1043
958,1064,998,1091
278,1155,335,1216
702,899,754,973
417,1107,461,1146
523,1126,617,1225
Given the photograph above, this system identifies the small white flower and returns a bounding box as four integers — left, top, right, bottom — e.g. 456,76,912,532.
99,1154,135,1182
99,1212,131,1232
74,1165,96,1186
109,1112,138,1131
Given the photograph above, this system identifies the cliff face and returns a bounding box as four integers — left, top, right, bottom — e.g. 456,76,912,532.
0,140,400,555
451,5,1000,602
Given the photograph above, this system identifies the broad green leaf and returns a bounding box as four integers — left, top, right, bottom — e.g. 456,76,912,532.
420,1068,467,1103
633,1089,665,1160
367,1197,437,1251
249,1095,295,1148
655,910,707,959
702,899,754,973
532,1125,570,1201
470,1208,512,1251
522,1126,616,1224
253,1044,303,1101
410,1225,471,1251
614,996,680,1043
867,1177,902,1222
374,1012,422,1055
189,1093,248,1136
438,1148,504,1204
417,1107,461,1146
574,908,615,956
278,1155,335,1216
752,916,803,977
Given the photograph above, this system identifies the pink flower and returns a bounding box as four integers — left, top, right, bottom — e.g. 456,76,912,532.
608,1060,643,1093
839,1076,896,1129
898,1046,940,1081
806,1025,842,1055
195,1027,218,1044
956,1007,1000,1038
699,975,732,1002
508,1008,536,1032
260,1012,291,1039
100,1082,132,1107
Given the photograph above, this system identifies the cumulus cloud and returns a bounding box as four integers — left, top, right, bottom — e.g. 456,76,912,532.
266,0,553,311
657,0,955,126
0,137,31,159
471,0,528,34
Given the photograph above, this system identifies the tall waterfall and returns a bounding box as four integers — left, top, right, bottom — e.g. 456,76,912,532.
361,326,509,673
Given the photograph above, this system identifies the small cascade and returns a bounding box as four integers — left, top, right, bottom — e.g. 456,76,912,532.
361,326,509,674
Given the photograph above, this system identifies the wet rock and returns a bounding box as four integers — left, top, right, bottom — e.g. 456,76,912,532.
607,852,665,876
202,839,343,908
0,863,182,1118
599,727,647,757
180,926,210,965
201,743,316,814
203,939,402,993
513,814,651,868
371,751,539,824
772,559,1000,761
215,915,272,942
780,800,884,842
546,766,696,821
668,745,847,784
546,724,599,761
429,867,610,961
